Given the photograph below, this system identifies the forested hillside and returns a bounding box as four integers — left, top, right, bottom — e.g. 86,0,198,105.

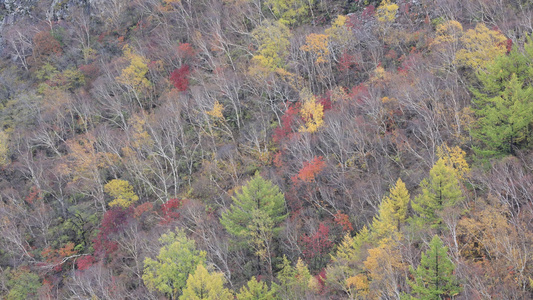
1,0,533,298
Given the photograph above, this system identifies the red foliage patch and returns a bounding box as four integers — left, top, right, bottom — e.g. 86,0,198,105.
292,156,326,184
25,186,42,204
273,104,300,144
79,63,99,83
159,198,184,225
338,51,357,73
93,207,132,258
33,31,62,59
300,223,333,261
318,94,332,112
397,52,420,74
506,38,513,53
76,255,95,271
134,202,153,218
334,211,353,232
349,83,369,104
170,65,190,91
362,5,375,19
314,269,327,294
41,242,78,272
178,43,196,59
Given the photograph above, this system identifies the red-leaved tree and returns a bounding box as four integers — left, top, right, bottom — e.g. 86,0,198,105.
292,156,326,184
170,65,190,91
334,211,353,232
273,104,300,144
158,198,184,225
93,207,133,259
300,222,333,271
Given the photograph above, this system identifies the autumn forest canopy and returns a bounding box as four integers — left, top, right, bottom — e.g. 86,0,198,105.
1,0,533,299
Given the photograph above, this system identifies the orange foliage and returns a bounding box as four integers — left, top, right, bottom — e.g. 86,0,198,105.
334,211,353,231
134,202,154,218
293,156,326,183
32,31,62,63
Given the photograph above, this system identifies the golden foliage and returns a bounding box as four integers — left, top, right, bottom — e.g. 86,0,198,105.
104,179,139,208
364,243,404,281
346,274,370,297
376,0,399,23
432,20,463,46
437,144,470,180
129,114,154,150
455,23,507,70
206,101,224,119
180,264,233,300
301,33,330,64
116,44,151,93
308,276,321,293
298,89,324,133
361,242,405,299
458,196,532,286
371,66,389,82
251,20,291,72
325,15,351,46
265,0,313,25
0,131,9,166
59,134,119,185
372,178,410,245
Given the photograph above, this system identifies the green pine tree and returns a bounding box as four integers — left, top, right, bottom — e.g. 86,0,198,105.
410,159,462,233
221,173,287,240
221,173,287,275
275,257,311,300
474,73,533,156
472,34,533,156
407,235,462,299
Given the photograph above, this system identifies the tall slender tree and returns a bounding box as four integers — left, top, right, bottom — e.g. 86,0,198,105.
410,159,463,234
220,173,287,274
407,235,462,299
372,178,410,244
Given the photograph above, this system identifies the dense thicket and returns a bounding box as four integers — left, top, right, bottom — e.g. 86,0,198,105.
1,0,533,298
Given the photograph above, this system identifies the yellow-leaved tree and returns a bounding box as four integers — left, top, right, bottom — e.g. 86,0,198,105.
251,20,292,73
326,226,370,297
301,33,329,64
299,89,324,133
455,23,507,70
129,114,154,150
362,242,405,298
325,15,351,46
180,264,233,300
265,0,314,25
436,144,470,181
206,100,224,119
104,179,139,208
432,20,464,46
376,0,398,23
0,131,9,166
116,44,152,97
371,178,410,245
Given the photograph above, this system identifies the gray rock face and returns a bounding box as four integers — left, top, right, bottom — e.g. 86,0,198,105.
1,0,97,25
1,0,39,19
